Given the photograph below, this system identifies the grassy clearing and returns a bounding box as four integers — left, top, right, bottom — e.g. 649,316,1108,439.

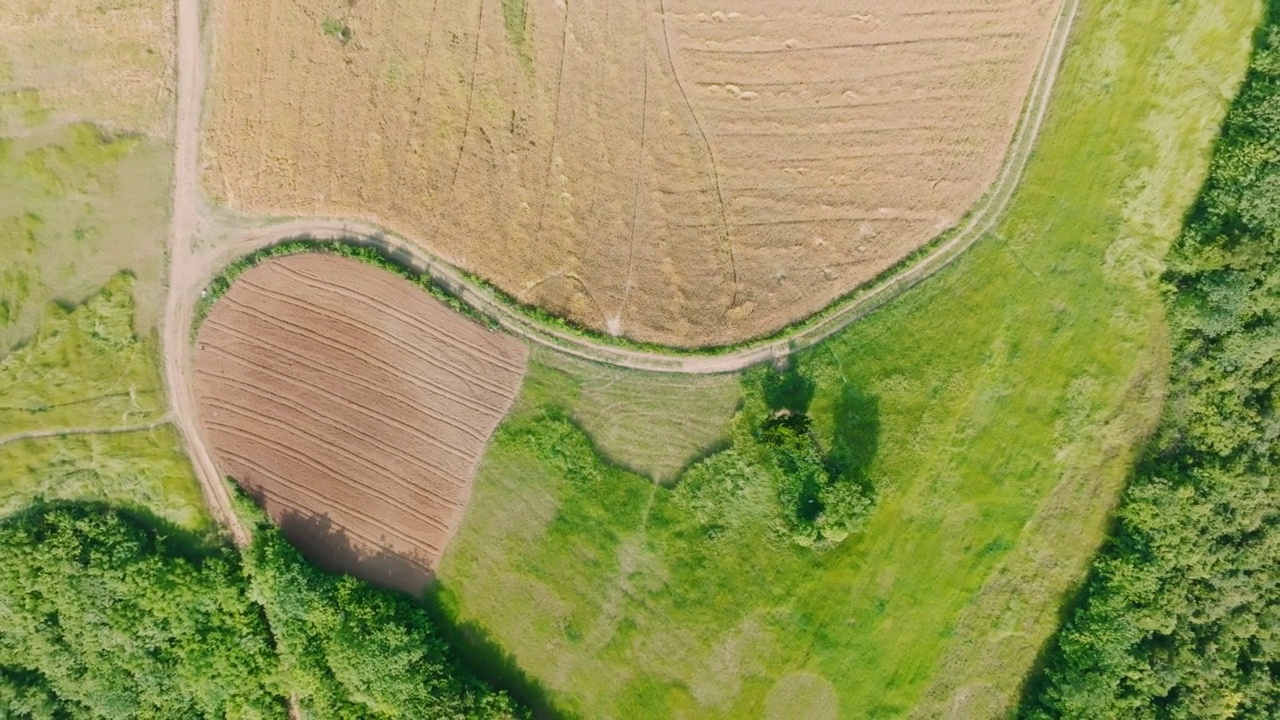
0,276,204,532
0,113,172,350
435,1,1262,717
532,348,741,483
0,1,174,349
0,427,207,533
0,274,165,437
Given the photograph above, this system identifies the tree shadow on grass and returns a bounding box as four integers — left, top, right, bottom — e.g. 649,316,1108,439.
421,580,575,720
258,496,568,719
824,382,881,499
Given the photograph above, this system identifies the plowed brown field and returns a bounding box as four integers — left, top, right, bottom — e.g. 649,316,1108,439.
204,0,1061,346
193,253,528,593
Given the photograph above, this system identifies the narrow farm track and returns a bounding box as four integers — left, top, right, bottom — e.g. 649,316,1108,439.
165,0,1078,541
164,0,248,546
0,417,172,450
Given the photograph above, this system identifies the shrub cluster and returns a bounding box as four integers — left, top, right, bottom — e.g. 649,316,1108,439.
195,239,494,336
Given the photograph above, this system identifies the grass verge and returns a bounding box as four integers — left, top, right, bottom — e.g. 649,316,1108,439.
193,239,496,338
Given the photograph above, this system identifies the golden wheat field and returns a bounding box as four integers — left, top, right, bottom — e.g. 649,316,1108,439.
204,0,1062,346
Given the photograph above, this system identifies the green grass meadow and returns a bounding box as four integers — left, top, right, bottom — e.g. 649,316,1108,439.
0,274,166,437
434,1,1263,717
0,95,172,349
0,428,208,533
0,276,207,532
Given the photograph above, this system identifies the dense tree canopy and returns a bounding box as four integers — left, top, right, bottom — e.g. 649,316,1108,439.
0,502,523,719
1022,14,1280,719
0,504,281,718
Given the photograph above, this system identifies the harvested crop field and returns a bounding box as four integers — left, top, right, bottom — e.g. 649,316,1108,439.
193,253,528,594
204,0,1063,346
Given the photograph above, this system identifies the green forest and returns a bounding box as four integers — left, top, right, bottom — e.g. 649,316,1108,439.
1021,10,1280,718
0,499,524,719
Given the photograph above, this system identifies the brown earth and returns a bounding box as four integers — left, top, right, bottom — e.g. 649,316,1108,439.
192,253,528,592
203,0,1063,347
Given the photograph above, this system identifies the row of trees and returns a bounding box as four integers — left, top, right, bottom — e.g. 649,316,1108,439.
1021,12,1280,718
0,501,524,719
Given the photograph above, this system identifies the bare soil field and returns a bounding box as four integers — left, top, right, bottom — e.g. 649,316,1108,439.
193,253,528,593
204,0,1062,346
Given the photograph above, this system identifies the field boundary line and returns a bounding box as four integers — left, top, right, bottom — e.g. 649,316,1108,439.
0,417,172,450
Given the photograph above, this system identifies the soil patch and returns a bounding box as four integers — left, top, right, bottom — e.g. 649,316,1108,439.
194,253,528,593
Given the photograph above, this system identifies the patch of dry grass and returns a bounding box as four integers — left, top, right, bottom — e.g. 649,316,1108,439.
534,348,740,483
0,0,174,138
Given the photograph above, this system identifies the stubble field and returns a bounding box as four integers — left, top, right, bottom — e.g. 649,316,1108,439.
193,253,528,594
204,0,1062,346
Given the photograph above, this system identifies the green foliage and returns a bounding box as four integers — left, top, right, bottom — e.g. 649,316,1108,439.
0,503,283,718
0,497,526,719
0,273,165,436
1023,13,1280,718
699,367,876,548
234,493,526,719
195,240,495,337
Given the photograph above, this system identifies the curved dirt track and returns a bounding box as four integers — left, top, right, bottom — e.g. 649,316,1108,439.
197,0,1077,376
205,0,1072,346
163,0,1078,541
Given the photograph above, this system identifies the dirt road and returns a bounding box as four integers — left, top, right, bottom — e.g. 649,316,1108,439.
161,0,248,546
161,0,1077,539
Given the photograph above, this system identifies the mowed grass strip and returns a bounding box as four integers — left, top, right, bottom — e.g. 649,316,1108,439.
531,347,741,483
435,1,1262,717
0,428,208,533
